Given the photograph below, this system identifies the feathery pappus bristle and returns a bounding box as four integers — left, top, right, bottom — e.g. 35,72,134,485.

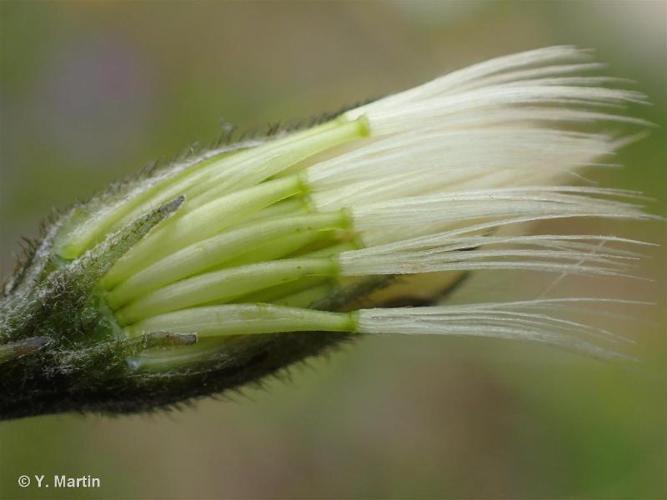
356,298,645,360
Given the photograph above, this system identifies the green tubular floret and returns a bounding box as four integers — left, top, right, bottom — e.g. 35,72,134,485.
102,211,350,307
55,116,369,261
102,175,306,288
244,277,333,306
246,198,310,222
272,283,335,308
53,150,231,260
125,337,231,372
184,117,369,209
224,242,358,306
219,230,323,268
124,304,358,338
115,258,339,325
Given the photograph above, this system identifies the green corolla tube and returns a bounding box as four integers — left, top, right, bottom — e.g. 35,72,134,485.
0,46,654,420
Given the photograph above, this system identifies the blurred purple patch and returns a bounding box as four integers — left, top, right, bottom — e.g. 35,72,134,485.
37,35,155,166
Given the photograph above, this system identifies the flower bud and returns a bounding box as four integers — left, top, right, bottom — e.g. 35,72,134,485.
0,46,653,419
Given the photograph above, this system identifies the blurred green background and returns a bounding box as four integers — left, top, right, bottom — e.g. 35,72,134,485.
1,1,665,499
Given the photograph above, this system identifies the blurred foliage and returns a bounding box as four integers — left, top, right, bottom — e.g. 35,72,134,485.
0,1,665,499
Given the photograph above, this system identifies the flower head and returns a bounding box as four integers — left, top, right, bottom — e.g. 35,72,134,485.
0,46,654,419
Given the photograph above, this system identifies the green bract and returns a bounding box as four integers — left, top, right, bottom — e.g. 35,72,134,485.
0,116,381,419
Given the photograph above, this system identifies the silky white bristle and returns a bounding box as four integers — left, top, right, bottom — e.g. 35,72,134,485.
307,128,626,210
343,46,646,136
339,233,649,278
348,187,652,244
357,298,641,360
346,46,596,116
